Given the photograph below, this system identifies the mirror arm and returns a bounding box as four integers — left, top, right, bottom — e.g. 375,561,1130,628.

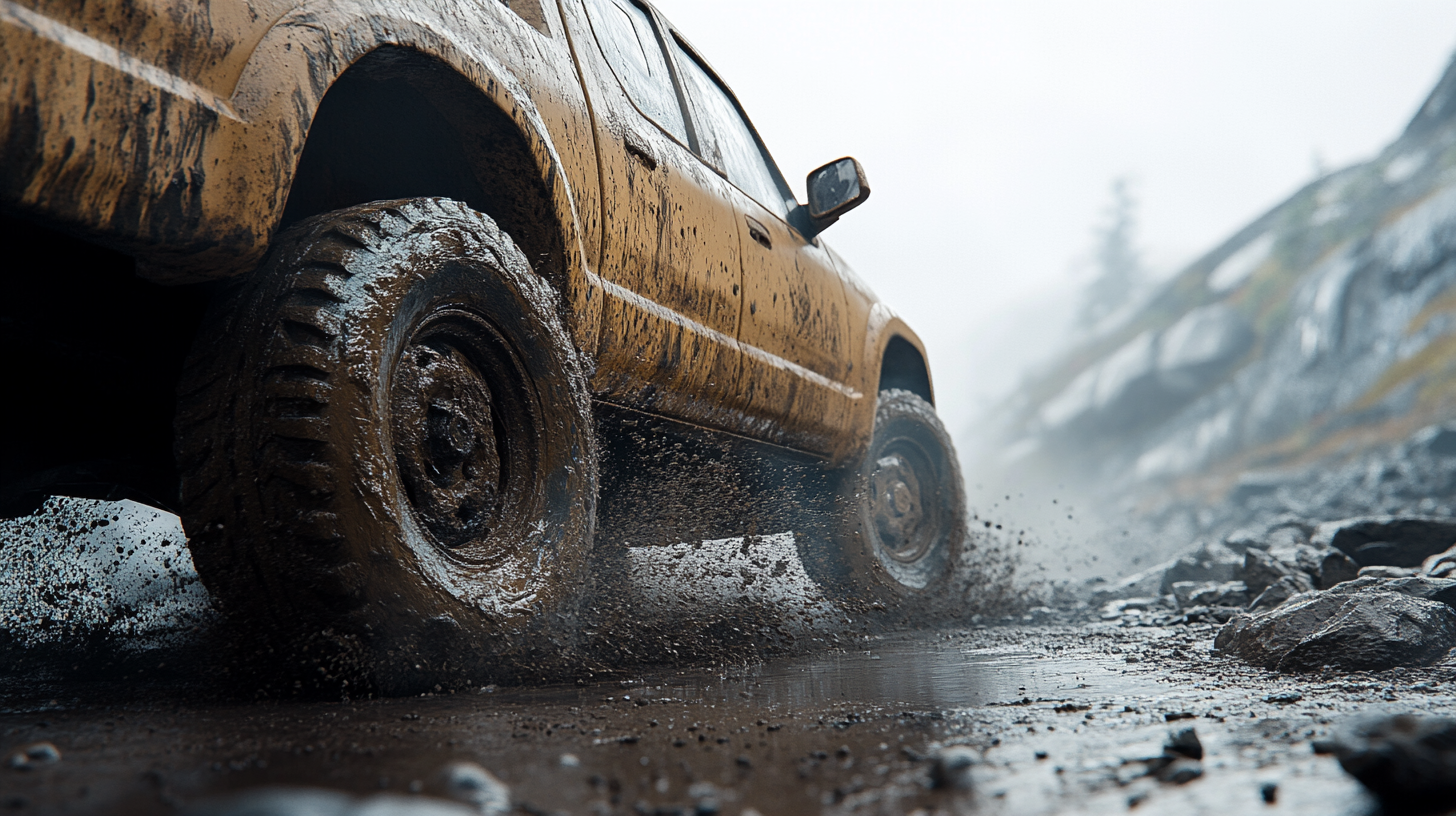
790,205,835,241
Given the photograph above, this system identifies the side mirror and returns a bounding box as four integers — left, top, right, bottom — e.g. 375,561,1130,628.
805,157,871,234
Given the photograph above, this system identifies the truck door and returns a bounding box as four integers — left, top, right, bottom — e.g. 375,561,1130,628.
665,34,858,456
563,0,745,428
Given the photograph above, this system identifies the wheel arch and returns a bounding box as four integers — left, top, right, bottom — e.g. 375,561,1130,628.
879,334,934,406
188,8,600,344
863,304,935,407
276,45,571,297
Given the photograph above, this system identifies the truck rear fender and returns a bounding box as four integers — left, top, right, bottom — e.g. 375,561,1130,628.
206,5,601,346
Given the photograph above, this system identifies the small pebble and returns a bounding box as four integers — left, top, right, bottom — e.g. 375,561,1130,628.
441,761,510,816
930,745,977,791
1265,691,1303,705
6,742,60,770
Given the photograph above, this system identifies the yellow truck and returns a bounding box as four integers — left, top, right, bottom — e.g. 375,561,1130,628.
1,0,966,688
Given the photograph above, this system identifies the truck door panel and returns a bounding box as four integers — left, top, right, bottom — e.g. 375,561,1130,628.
565,0,744,428
668,35,857,454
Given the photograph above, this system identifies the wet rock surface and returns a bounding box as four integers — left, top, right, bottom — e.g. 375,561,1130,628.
1229,589,1456,672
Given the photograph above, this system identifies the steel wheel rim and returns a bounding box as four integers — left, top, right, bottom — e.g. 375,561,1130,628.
390,308,538,563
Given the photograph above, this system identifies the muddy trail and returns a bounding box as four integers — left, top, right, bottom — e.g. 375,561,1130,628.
4,498,1456,815
4,623,1454,815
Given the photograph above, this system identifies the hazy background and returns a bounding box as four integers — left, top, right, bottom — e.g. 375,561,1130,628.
652,0,1456,454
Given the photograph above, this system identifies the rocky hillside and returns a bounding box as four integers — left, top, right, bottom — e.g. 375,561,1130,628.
993,55,1456,523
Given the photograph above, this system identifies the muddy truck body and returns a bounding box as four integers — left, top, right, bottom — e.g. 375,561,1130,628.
1,0,967,689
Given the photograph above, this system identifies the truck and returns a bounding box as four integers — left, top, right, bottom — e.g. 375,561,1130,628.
1,0,967,691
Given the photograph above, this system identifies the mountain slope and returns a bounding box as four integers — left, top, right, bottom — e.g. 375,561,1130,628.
995,55,1456,506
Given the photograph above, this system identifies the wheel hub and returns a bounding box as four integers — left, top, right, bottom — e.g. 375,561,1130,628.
392,337,503,549
870,452,930,563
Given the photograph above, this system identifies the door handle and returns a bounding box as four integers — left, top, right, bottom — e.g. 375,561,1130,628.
623,130,658,171
745,216,772,250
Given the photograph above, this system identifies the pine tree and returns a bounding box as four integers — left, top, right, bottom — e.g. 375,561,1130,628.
1079,178,1144,329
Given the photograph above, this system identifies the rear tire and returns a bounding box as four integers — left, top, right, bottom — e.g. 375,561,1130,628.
175,198,596,693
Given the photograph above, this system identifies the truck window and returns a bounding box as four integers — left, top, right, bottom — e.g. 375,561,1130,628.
584,0,689,143
671,38,794,220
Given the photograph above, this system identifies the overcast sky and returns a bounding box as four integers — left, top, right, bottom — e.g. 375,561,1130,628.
649,0,1456,443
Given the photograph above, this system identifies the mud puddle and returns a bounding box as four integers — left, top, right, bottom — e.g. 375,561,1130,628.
10,624,1440,815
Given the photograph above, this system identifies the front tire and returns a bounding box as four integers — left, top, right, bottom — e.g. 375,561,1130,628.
175,198,596,692
835,389,968,613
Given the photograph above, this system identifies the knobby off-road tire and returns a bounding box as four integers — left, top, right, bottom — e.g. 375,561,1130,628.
833,389,968,616
175,198,596,694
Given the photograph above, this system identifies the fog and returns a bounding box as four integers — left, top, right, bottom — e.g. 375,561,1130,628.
651,0,1456,445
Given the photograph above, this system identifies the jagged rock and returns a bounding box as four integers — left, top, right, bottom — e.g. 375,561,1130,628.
1276,591,1456,672
1222,521,1312,553
1327,576,1456,609
1248,576,1314,611
1238,549,1313,596
1318,549,1361,589
1159,541,1242,592
1164,727,1203,760
1214,591,1347,667
1423,544,1456,578
1312,516,1456,568
1221,527,1266,553
1268,542,1326,576
1217,588,1456,672
1314,715,1456,813
1170,581,1249,610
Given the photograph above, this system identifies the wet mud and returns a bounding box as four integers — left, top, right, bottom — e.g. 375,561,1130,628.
4,499,1454,814
4,623,1454,815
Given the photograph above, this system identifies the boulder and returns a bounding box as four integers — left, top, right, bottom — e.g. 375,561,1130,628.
1213,591,1346,668
1217,587,1456,672
1222,528,1267,553
1312,516,1456,568
1327,575,1456,609
1091,560,1175,602
1276,591,1456,672
1268,542,1324,575
1314,715,1456,813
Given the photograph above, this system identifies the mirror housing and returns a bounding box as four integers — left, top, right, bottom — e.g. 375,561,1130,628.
804,157,870,236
